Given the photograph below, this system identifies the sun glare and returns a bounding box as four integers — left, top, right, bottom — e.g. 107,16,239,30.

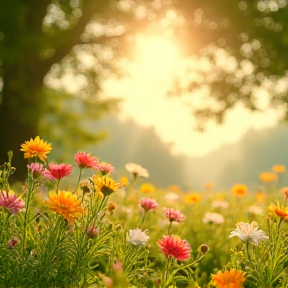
140,36,178,78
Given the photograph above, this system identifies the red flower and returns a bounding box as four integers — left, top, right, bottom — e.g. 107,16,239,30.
43,163,72,180
163,207,185,222
75,152,98,169
157,235,191,261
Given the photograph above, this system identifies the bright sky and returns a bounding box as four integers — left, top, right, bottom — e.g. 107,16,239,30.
101,36,282,157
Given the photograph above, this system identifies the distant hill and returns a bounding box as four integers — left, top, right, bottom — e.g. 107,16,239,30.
87,116,288,191
87,116,186,188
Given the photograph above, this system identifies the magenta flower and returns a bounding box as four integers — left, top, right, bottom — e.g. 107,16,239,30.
140,198,158,212
157,235,191,261
95,161,115,175
163,207,185,222
43,163,72,180
75,152,98,169
27,163,44,178
0,190,25,214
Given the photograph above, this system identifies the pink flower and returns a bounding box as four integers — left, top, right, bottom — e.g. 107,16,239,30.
139,198,158,212
75,152,98,169
27,163,44,178
157,235,191,261
95,161,115,175
0,190,25,214
163,207,185,222
43,163,72,180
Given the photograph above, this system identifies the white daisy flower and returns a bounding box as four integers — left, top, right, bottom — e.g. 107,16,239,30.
229,221,268,246
247,205,263,216
125,163,149,178
211,200,229,209
203,212,224,224
128,228,149,246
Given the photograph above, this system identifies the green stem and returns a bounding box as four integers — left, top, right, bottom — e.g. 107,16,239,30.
74,167,83,193
141,212,146,228
246,242,252,263
164,254,205,287
167,222,172,235
22,176,34,253
55,179,60,195
162,256,171,287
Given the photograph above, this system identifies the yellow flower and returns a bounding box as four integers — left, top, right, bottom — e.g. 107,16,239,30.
20,136,52,161
47,190,85,224
140,183,155,194
211,269,246,288
259,172,278,183
231,184,247,197
119,176,129,187
91,175,119,197
272,164,286,173
184,192,201,204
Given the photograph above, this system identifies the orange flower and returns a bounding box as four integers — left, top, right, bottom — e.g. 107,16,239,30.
272,164,286,173
47,190,85,224
168,185,181,193
205,182,214,190
268,202,288,220
255,192,266,203
20,136,52,161
211,269,246,288
184,193,201,204
231,184,247,197
259,172,278,183
107,202,116,213
140,183,155,194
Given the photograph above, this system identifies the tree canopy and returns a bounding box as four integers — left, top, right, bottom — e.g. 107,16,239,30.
1,0,288,181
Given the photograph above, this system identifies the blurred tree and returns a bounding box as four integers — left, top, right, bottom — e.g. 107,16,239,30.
0,0,177,182
0,0,144,181
168,0,288,130
0,1,118,181
1,0,288,181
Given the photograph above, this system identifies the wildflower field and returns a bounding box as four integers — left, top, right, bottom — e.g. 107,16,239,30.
1,136,288,288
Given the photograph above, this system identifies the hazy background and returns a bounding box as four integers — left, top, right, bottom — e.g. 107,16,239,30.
82,115,288,191
2,1,288,188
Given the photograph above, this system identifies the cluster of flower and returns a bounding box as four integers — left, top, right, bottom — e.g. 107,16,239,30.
2,136,288,288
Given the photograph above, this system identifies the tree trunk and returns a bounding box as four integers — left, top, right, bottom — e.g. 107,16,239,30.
0,0,113,184
0,61,45,184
